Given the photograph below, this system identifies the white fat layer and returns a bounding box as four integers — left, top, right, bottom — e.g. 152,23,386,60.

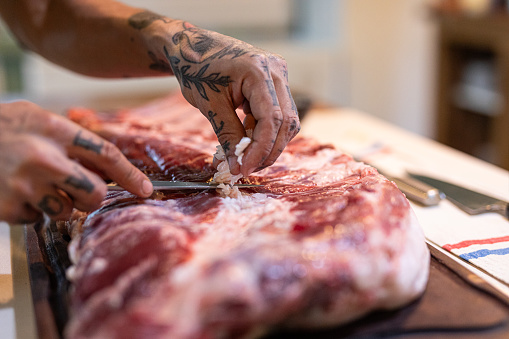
88,257,108,275
379,211,430,309
212,137,252,198
235,137,252,166
213,144,226,162
252,148,366,186
171,193,298,286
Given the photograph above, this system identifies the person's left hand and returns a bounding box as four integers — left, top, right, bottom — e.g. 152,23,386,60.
0,101,153,224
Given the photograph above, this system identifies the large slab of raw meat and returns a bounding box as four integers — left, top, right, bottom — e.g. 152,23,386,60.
63,93,430,339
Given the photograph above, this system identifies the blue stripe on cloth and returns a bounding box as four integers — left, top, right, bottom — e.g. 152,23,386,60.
460,247,509,261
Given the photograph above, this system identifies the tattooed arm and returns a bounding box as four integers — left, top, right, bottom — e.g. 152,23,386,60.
0,0,300,175
0,102,153,224
0,0,170,77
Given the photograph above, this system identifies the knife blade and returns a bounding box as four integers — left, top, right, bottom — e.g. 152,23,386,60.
107,181,262,191
409,173,509,219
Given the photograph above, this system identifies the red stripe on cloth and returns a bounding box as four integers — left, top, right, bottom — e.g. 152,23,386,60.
443,235,509,251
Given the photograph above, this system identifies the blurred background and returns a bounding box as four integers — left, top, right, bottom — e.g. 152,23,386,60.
0,0,507,170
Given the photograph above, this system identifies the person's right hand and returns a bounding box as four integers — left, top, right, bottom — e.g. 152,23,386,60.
155,20,301,177
0,101,153,224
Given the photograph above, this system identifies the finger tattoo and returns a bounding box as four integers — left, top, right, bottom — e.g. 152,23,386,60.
73,130,103,154
290,119,299,132
207,111,224,135
286,85,298,115
38,195,63,216
260,59,278,106
282,64,289,82
65,170,94,193
221,140,231,154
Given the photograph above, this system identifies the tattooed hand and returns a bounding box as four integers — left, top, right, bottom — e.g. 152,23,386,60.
140,19,301,176
169,24,300,176
0,101,153,224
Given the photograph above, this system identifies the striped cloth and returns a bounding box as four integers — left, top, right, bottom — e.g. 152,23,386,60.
443,236,509,284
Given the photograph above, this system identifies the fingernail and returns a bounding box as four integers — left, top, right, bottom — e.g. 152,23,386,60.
142,179,153,196
243,167,255,177
228,156,236,169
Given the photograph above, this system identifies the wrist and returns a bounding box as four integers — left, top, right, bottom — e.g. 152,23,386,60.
131,12,191,76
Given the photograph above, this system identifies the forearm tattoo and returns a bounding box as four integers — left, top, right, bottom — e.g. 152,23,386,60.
148,51,172,73
128,11,174,72
128,11,174,30
38,195,63,216
73,130,103,154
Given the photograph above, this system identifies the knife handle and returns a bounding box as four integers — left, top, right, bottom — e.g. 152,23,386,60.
493,201,509,220
387,175,445,206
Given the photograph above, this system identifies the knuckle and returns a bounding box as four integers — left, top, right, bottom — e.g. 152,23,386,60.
268,53,287,70
263,157,277,168
100,140,123,164
15,100,39,113
288,116,301,138
19,137,57,170
91,181,107,203
43,111,66,135
76,184,106,212
8,178,31,198
267,51,286,63
272,110,284,127
0,200,20,224
54,202,74,221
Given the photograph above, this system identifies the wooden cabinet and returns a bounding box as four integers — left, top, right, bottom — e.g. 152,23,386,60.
436,14,509,170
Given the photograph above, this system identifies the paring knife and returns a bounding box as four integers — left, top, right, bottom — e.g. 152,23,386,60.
354,157,444,206
384,174,445,206
107,181,261,191
409,173,509,219
351,143,444,206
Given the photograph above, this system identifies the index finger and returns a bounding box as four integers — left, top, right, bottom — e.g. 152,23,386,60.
48,114,153,197
240,65,283,175
240,56,300,176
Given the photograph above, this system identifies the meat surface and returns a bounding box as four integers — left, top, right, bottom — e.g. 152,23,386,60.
64,93,430,339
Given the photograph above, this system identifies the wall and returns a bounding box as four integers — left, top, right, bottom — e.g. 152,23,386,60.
344,0,438,137
2,1,438,138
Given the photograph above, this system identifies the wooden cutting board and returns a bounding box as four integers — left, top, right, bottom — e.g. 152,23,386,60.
25,220,509,339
